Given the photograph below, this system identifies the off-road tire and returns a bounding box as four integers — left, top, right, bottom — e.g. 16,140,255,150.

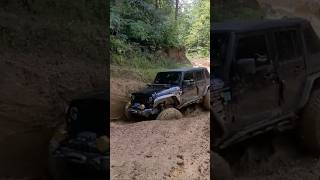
211,152,233,180
202,92,210,110
301,89,320,154
156,108,183,120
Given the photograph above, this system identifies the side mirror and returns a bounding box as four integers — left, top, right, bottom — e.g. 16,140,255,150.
237,58,256,74
183,79,195,87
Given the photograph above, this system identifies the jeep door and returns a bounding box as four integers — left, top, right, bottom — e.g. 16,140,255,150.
181,71,198,104
273,28,306,111
194,70,206,97
232,32,280,130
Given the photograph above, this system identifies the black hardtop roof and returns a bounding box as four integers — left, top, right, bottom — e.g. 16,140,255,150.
212,18,309,33
160,67,207,73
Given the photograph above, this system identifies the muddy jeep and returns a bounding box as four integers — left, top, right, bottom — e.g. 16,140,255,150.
211,18,320,179
48,91,109,180
125,67,210,120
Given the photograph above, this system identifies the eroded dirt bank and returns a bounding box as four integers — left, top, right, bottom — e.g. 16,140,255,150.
0,50,106,179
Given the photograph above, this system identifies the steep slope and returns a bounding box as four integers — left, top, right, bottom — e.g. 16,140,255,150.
0,2,107,178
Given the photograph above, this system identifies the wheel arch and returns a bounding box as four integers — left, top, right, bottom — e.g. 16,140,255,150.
154,94,181,108
211,108,227,148
299,72,320,109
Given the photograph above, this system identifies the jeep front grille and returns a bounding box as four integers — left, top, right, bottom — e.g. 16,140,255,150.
132,95,152,108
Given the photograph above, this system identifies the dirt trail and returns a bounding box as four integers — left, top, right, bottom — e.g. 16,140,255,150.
110,76,210,179
111,112,210,180
190,57,210,72
0,49,106,179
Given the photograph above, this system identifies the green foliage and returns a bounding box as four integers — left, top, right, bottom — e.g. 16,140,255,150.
180,0,210,58
111,34,189,82
110,0,209,81
111,0,180,49
128,20,152,42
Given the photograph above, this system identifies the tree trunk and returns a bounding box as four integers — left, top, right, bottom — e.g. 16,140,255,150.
175,0,179,20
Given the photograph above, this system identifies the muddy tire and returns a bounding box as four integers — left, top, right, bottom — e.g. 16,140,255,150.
211,152,233,180
202,92,210,110
301,89,320,154
156,108,183,120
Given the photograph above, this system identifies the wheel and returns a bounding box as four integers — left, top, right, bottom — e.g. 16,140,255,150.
156,108,183,120
202,91,210,110
211,152,233,180
300,89,320,154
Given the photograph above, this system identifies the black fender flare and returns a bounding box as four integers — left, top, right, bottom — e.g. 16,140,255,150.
211,108,227,142
153,94,180,108
299,72,320,109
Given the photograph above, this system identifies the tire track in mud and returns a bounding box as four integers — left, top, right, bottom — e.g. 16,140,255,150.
110,113,210,180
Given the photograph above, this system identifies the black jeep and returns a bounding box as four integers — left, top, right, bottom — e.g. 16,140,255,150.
48,91,109,180
211,18,320,180
125,67,210,120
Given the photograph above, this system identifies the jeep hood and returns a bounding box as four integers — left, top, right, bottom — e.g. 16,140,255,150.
133,85,180,98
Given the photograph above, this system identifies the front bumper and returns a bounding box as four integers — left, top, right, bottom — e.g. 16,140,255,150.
127,107,159,117
52,146,108,172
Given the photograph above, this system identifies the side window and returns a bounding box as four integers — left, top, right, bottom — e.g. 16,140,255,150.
275,30,302,61
194,71,204,81
184,72,194,80
304,26,320,54
236,34,270,67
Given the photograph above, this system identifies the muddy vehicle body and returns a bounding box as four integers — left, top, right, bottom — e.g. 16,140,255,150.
48,91,109,179
126,67,210,120
211,18,320,179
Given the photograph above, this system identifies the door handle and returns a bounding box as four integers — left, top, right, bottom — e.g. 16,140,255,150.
294,65,304,73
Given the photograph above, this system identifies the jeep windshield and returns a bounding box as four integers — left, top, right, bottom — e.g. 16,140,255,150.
154,72,182,85
213,32,229,78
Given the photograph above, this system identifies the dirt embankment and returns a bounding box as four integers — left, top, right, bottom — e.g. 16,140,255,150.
110,76,210,179
0,1,107,177
0,49,106,179
110,77,145,121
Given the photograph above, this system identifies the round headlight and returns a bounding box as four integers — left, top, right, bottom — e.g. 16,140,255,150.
139,104,145,110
